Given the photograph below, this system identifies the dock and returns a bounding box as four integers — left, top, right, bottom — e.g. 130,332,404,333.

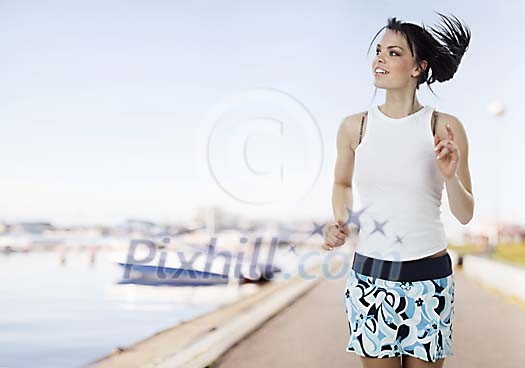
214,264,525,368
90,255,525,368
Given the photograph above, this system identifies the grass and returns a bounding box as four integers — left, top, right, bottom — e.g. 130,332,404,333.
490,241,525,267
449,241,525,267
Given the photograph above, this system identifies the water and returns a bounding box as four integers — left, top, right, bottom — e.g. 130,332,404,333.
0,250,258,368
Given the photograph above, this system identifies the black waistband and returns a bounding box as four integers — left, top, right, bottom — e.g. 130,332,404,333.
351,251,453,282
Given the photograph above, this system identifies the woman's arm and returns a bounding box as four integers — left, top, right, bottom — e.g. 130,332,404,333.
322,114,362,250
332,113,362,223
435,113,475,225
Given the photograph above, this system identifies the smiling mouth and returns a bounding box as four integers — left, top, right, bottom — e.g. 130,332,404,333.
374,69,389,76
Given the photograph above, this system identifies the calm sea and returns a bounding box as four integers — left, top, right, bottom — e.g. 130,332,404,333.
0,250,261,368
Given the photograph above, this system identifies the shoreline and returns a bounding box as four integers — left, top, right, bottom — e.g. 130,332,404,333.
88,257,340,367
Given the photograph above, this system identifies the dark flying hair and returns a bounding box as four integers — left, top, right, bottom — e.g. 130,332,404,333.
368,11,471,96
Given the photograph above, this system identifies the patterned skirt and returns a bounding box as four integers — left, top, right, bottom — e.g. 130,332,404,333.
343,251,455,362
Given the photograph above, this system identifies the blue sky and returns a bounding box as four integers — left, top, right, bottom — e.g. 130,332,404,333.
1,0,523,241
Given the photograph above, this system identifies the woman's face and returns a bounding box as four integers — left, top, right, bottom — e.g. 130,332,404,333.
371,29,426,89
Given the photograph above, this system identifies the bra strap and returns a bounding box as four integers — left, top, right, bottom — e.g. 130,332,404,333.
359,112,367,144
432,110,438,137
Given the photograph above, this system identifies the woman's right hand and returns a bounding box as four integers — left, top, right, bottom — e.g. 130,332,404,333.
321,219,351,251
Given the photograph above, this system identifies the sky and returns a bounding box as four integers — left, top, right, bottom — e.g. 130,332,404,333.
1,0,524,241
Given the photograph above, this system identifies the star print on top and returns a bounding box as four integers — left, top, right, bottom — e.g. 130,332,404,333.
351,105,447,261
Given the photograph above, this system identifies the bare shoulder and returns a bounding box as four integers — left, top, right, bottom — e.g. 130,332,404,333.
434,111,468,142
340,111,368,151
343,111,368,123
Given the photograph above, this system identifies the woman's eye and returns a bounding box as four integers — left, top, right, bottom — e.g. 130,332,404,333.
375,50,399,56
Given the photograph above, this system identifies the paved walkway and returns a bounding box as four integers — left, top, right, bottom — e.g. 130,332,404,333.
213,267,525,368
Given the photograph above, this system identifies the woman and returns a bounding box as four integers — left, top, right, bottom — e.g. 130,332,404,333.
322,13,474,368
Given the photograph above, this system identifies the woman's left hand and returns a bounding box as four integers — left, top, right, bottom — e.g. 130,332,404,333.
434,124,460,181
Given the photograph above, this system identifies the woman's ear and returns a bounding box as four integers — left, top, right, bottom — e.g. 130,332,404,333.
413,60,428,78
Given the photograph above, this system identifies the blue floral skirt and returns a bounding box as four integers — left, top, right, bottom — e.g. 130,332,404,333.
343,252,455,362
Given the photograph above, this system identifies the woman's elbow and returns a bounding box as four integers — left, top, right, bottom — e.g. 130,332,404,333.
458,200,475,225
334,179,352,189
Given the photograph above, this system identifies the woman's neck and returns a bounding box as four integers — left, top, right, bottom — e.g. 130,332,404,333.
380,91,423,119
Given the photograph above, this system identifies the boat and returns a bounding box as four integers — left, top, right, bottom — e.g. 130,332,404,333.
115,263,231,286
111,243,282,287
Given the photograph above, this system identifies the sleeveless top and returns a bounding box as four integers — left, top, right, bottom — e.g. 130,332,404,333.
352,105,447,261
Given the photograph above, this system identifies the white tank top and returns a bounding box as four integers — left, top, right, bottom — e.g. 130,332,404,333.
352,104,447,261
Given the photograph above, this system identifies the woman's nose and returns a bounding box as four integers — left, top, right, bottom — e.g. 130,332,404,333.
376,53,385,62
